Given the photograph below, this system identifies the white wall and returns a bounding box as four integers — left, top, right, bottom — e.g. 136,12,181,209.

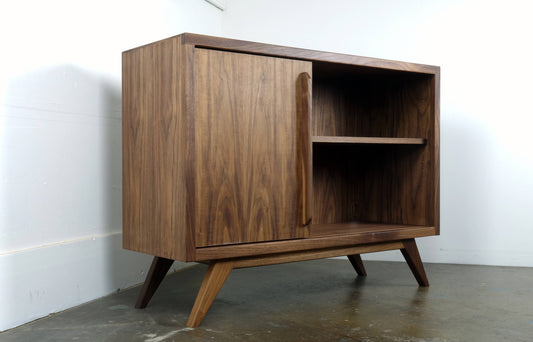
222,0,533,267
0,0,223,331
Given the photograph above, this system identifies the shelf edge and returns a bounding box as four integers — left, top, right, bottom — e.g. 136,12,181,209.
312,136,427,145
194,225,436,261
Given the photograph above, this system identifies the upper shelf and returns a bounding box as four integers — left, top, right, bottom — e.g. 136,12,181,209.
312,136,427,145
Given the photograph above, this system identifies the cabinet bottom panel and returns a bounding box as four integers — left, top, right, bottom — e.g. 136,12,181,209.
194,223,436,261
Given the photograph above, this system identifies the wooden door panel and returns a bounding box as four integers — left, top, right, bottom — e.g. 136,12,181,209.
194,48,311,247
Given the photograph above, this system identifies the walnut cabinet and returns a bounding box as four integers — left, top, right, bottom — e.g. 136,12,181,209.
122,33,440,327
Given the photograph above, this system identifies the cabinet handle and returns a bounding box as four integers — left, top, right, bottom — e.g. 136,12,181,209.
296,72,313,227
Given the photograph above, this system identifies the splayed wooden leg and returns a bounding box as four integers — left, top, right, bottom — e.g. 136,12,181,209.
187,261,234,328
347,254,367,276
135,256,174,308
400,239,429,287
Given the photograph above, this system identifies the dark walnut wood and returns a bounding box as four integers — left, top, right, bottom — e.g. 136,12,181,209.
401,239,429,286
347,254,367,276
296,72,313,227
313,136,426,144
312,69,437,230
187,261,233,327
135,257,174,308
122,33,440,327
195,223,436,261
187,241,402,327
178,33,439,74
193,48,311,247
122,36,192,261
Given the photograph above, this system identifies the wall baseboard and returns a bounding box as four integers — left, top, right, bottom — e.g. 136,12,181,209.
0,232,188,332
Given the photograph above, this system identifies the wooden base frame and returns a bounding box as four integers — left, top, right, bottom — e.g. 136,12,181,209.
135,238,428,327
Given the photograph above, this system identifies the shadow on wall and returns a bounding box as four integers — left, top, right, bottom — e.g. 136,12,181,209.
0,64,156,330
420,112,494,264
1,64,122,248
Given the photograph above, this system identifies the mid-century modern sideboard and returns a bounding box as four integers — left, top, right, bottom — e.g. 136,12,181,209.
122,33,440,327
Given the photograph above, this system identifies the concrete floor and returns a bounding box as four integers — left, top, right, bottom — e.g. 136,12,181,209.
2,259,532,341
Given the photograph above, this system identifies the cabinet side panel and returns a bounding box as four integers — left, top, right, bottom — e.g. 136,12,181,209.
432,71,440,233
181,43,198,259
122,37,188,261
194,48,312,247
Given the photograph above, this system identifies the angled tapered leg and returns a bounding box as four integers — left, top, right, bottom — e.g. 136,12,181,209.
400,239,429,287
347,254,367,276
135,256,174,308
187,261,234,328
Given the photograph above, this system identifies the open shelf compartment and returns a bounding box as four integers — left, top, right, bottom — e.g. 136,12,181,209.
312,142,436,230
312,61,435,141
310,60,438,236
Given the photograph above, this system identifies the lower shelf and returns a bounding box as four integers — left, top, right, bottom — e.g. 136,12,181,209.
310,222,432,238
194,222,436,261
312,136,427,145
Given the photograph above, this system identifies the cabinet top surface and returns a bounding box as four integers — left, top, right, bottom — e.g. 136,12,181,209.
123,32,439,75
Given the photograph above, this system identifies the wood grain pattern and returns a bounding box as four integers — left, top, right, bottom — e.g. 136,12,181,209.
313,144,431,226
123,33,439,269
123,35,440,327
229,241,402,269
194,48,311,247
182,41,198,260
296,72,313,226
313,136,426,144
312,68,437,228
195,223,436,261
401,239,429,287
122,36,191,261
187,261,234,327
179,33,439,75
312,70,433,140
347,254,367,276
432,72,441,234
187,240,402,327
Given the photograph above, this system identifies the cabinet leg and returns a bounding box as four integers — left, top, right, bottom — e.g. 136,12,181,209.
347,254,367,276
187,261,234,328
400,239,429,287
135,256,174,309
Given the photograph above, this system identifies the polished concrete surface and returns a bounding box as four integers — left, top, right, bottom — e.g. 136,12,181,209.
2,259,533,341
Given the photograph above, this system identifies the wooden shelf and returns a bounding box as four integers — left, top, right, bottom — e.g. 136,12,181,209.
194,223,436,261
310,222,431,238
312,136,426,145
